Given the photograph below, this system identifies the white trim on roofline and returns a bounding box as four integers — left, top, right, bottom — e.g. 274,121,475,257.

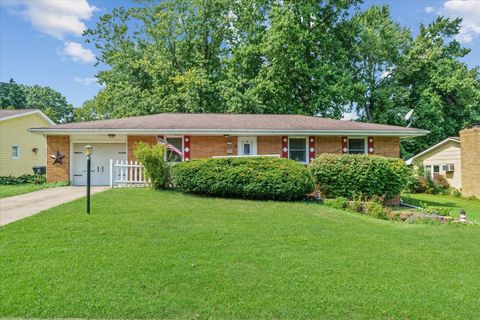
405,137,460,165
0,109,55,125
29,128,429,137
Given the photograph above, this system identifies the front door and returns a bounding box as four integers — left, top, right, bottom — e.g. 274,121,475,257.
73,143,126,186
237,137,257,156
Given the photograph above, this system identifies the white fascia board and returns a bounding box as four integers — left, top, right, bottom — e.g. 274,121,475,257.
29,128,430,137
405,137,460,165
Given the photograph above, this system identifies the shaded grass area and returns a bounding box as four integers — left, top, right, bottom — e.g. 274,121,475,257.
402,193,480,220
0,184,44,198
1,189,480,319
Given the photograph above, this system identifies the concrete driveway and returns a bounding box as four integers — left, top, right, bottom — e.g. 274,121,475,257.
0,186,108,226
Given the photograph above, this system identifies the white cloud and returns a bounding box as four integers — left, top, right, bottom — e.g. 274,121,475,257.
443,0,480,43
1,0,96,39
423,1,480,44
74,76,98,86
425,6,435,14
61,41,95,63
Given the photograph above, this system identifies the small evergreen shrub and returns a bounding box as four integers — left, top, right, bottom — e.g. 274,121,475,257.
134,142,170,189
309,154,410,200
171,157,314,200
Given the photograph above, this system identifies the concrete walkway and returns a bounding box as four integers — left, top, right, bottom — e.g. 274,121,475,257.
0,186,108,226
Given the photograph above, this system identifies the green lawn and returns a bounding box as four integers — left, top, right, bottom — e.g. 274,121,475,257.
1,189,479,319
402,193,480,221
0,184,44,198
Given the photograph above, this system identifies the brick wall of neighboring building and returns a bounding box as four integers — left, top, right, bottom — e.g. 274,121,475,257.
127,135,157,162
315,136,343,155
460,127,480,198
190,136,237,159
257,136,282,155
374,137,400,158
46,135,70,183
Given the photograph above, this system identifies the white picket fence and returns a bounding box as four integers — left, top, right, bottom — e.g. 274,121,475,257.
109,159,150,188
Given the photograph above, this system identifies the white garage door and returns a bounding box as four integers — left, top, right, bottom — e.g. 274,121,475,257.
73,143,126,186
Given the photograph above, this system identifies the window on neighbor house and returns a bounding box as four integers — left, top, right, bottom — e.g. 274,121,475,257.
432,165,440,179
424,165,440,180
424,165,432,179
289,138,307,163
166,137,183,162
348,138,366,154
11,145,19,160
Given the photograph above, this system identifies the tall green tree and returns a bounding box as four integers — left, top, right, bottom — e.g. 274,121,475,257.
349,5,410,123
0,79,74,123
254,0,359,117
0,79,27,109
83,0,360,118
24,85,74,123
396,17,479,157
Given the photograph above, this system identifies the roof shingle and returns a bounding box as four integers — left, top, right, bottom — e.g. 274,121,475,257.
32,113,427,135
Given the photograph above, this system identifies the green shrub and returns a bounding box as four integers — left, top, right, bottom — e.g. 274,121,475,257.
171,157,314,200
309,154,410,200
323,197,348,209
347,199,363,213
420,202,453,217
0,174,37,185
364,202,389,220
134,142,170,189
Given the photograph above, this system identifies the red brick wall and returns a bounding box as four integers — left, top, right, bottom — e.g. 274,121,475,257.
46,135,70,183
374,137,400,158
315,136,343,155
127,135,157,162
124,135,401,161
257,136,282,155
190,136,237,159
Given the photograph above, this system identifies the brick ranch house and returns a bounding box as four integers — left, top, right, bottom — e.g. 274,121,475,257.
29,113,428,186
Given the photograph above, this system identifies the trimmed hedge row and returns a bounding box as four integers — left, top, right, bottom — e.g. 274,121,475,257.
309,154,410,200
171,157,314,200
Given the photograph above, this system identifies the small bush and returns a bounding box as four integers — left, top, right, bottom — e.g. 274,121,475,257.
364,202,389,220
134,142,170,189
309,154,410,200
171,157,314,200
323,197,348,209
0,174,37,185
420,202,453,216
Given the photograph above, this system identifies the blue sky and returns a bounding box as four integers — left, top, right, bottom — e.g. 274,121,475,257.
1,0,479,108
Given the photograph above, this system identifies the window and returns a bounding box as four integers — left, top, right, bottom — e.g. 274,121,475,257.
424,165,441,180
165,137,183,162
424,165,432,179
11,145,19,159
289,138,307,163
348,138,366,154
243,143,251,155
432,165,440,179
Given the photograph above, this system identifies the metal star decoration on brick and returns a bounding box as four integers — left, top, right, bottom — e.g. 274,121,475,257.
50,150,65,165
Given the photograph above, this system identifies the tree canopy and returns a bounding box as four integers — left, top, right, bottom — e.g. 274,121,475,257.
0,79,74,123
75,0,479,157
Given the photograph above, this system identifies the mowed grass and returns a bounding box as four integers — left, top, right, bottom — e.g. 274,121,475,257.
1,189,480,319
402,193,480,221
0,184,44,198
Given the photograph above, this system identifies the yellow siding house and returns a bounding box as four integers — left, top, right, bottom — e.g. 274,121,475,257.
0,109,54,176
406,137,462,190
